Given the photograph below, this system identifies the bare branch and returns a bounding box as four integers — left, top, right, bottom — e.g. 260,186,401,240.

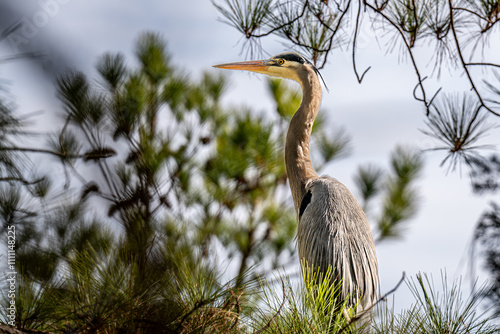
0,176,45,186
339,272,406,332
453,6,488,21
448,0,500,117
252,280,286,334
251,1,310,38
0,52,44,64
352,0,372,83
365,2,434,114
0,146,80,159
466,62,500,68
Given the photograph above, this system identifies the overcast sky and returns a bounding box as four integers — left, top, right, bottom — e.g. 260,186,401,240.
1,0,499,312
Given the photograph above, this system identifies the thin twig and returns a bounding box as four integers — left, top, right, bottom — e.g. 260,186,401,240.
0,52,44,64
0,22,22,42
453,7,488,21
251,1,310,38
413,76,428,103
462,104,484,151
410,0,419,47
176,299,209,331
465,62,500,68
0,146,79,158
253,280,286,334
67,162,90,186
0,176,45,186
315,2,351,34
316,0,351,69
379,272,407,302
429,87,443,107
229,289,242,331
339,272,406,332
365,3,433,115
448,0,500,117
353,0,372,83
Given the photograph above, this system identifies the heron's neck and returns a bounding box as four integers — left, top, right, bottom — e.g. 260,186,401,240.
285,68,321,213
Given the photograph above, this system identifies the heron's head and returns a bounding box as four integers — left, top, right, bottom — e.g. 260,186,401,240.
213,52,326,88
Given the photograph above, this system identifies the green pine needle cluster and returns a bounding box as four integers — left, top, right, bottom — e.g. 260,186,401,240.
374,273,499,333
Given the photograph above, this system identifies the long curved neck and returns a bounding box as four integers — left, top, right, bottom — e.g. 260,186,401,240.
285,67,321,213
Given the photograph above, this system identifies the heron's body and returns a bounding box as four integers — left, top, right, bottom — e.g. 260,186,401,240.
298,177,378,310
214,52,379,328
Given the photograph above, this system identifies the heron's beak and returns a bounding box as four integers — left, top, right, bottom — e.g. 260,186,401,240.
213,60,270,73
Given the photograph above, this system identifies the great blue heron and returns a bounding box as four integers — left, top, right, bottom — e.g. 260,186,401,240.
214,52,379,326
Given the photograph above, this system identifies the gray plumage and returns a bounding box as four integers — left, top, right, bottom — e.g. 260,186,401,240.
214,52,379,328
298,177,379,313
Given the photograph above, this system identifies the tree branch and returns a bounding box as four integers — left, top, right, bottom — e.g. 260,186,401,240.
465,62,500,68
250,1,310,38
448,0,500,118
0,176,45,186
339,272,406,332
365,2,435,115
0,146,79,158
453,7,488,21
252,280,286,334
353,0,371,83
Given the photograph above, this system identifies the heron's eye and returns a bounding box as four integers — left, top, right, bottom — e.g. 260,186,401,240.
277,59,285,65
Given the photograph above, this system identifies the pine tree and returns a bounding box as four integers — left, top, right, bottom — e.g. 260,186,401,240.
0,31,425,332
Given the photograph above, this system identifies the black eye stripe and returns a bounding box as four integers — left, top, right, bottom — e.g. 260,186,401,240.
280,53,305,64
270,52,329,92
272,52,312,65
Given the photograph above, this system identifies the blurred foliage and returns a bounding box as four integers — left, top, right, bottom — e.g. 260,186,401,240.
470,154,500,317
474,203,500,317
0,32,349,331
0,32,428,332
377,147,423,242
470,154,500,194
353,146,423,242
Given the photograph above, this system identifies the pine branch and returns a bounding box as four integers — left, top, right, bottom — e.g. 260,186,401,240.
448,0,500,117
0,176,45,186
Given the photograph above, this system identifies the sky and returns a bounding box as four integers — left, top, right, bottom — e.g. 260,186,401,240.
1,0,499,313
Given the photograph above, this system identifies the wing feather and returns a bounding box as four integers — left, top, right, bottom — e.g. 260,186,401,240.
297,177,379,311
